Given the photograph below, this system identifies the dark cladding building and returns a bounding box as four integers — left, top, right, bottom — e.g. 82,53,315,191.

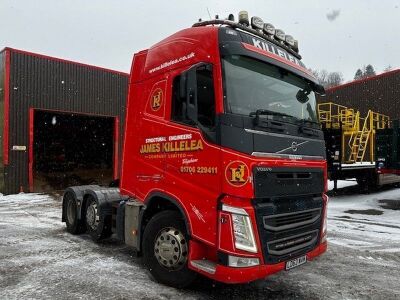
0,48,129,194
318,69,400,119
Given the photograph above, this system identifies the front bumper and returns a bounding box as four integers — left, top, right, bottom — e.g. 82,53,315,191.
193,242,327,284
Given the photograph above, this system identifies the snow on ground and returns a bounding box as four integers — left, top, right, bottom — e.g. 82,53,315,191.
327,178,358,190
327,181,400,252
0,187,400,299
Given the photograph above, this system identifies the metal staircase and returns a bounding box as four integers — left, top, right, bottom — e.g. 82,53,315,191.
318,102,390,164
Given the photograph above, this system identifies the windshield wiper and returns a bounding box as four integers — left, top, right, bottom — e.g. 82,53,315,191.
249,109,294,119
297,119,319,126
249,109,299,129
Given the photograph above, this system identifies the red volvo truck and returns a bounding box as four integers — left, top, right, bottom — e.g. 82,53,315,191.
62,12,328,287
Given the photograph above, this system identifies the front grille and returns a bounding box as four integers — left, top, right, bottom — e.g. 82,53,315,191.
267,230,319,256
263,208,322,231
253,195,323,264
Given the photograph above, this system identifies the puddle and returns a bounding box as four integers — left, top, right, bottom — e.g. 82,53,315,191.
344,209,384,216
379,199,400,210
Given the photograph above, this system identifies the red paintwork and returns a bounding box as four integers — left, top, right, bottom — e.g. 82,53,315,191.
378,168,400,175
241,43,315,78
3,49,10,165
195,242,327,283
119,25,328,283
29,108,34,192
113,117,120,180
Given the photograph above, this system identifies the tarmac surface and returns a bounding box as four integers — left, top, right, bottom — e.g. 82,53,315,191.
0,184,399,300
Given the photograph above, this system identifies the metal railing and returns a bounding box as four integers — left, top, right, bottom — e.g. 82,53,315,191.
318,102,390,163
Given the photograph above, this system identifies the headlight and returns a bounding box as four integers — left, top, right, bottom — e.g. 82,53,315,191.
321,196,329,243
222,204,257,253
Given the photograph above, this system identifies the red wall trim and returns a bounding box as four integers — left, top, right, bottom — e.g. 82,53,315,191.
29,107,117,118
1,47,129,77
3,49,10,165
327,68,400,92
29,108,34,192
113,117,120,180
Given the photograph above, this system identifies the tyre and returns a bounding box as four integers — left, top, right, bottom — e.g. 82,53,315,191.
64,192,86,234
143,211,197,288
85,196,112,241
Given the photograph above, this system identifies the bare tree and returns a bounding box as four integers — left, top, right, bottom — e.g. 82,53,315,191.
383,65,393,72
310,69,343,88
326,72,344,88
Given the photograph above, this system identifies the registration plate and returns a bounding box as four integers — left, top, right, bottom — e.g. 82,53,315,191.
285,255,307,270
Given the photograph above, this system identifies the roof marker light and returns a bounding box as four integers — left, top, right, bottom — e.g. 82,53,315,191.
275,29,286,42
238,11,249,26
251,16,264,30
293,40,299,53
285,35,295,47
228,14,235,21
263,23,275,35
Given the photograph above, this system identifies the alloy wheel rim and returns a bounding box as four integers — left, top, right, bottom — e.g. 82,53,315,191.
154,227,188,270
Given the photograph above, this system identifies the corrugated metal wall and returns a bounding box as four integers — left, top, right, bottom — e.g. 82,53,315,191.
0,51,5,191
317,70,400,119
4,49,128,194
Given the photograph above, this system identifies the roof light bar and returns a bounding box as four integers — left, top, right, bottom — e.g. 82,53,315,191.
251,16,264,30
292,40,299,53
263,23,275,35
238,11,249,26
275,29,286,42
192,12,302,59
285,35,295,47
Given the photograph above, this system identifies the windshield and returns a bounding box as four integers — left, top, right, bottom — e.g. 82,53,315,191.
222,55,318,122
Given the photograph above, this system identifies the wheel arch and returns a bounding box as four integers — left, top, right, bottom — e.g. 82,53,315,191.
142,192,192,237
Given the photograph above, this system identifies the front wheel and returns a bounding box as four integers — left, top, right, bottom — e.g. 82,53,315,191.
142,211,197,288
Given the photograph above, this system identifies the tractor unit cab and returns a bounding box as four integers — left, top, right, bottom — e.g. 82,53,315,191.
63,11,328,288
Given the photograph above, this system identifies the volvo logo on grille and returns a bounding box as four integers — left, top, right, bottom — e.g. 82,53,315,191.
291,141,298,152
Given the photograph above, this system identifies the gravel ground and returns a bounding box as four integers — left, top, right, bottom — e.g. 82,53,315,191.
0,184,400,300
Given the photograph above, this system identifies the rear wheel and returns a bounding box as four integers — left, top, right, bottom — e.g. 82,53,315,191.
143,211,196,288
64,192,86,234
85,196,112,241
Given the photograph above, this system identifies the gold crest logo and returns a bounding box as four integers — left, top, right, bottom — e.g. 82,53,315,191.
225,161,249,187
151,88,163,111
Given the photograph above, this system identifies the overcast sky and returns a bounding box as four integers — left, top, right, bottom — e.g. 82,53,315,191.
1,0,399,81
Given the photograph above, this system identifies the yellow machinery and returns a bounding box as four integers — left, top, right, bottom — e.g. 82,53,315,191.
318,102,390,164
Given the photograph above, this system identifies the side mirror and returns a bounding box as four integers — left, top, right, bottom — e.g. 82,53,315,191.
296,89,310,104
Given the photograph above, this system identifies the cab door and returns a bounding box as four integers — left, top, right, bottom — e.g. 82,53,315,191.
163,63,221,245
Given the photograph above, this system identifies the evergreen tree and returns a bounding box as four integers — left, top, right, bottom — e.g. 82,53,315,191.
354,69,363,80
364,64,376,77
